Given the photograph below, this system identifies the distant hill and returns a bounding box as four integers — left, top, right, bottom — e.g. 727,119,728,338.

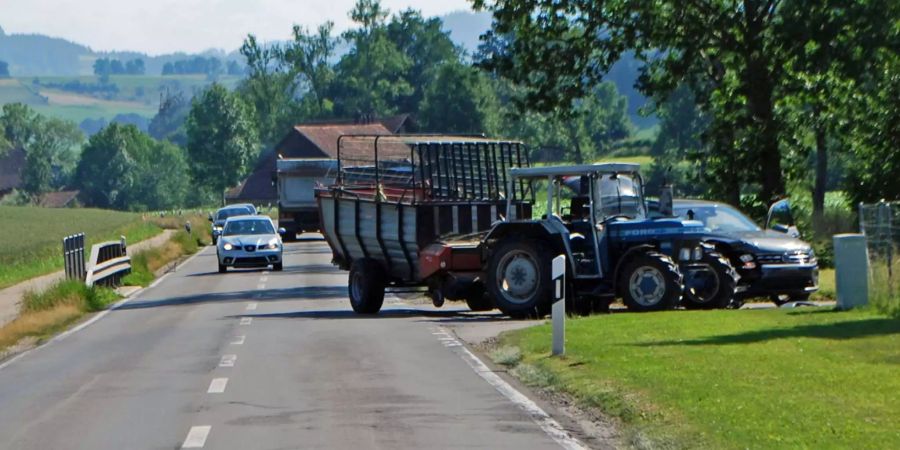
0,24,242,77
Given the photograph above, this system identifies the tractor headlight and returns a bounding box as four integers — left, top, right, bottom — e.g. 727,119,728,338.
679,248,692,262
223,243,234,251
692,246,703,261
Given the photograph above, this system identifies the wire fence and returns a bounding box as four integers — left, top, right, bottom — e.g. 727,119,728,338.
859,200,900,316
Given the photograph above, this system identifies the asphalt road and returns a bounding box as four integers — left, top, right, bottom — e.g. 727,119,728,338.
0,237,581,449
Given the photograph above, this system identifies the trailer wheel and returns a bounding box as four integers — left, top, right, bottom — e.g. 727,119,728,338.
487,239,552,318
619,252,683,312
682,252,738,309
348,259,385,314
465,282,495,312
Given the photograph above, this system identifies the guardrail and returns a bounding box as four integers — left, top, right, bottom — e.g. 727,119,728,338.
63,233,87,281
85,237,131,287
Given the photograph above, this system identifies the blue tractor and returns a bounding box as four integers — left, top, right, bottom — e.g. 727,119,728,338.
481,163,737,317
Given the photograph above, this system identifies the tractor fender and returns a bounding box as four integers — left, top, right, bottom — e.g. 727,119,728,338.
612,244,657,294
483,220,577,275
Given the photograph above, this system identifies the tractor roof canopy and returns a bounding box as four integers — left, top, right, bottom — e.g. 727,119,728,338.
509,163,640,179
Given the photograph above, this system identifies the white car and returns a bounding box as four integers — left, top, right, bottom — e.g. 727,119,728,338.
216,215,285,273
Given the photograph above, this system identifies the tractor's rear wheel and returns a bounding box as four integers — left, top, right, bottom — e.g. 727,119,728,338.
619,252,683,312
348,259,385,314
682,252,739,309
487,239,552,319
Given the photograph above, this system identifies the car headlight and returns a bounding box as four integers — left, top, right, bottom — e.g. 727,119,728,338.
223,243,233,250
265,239,279,250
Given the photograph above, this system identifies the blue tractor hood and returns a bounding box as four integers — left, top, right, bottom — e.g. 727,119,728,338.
607,217,706,241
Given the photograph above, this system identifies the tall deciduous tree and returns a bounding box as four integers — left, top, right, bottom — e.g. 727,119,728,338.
239,35,299,146
186,83,258,202
282,22,338,116
419,62,500,134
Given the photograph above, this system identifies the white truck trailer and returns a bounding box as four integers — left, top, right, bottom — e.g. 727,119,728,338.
276,158,337,240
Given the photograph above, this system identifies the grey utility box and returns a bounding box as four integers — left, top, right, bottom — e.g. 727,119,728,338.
833,234,869,309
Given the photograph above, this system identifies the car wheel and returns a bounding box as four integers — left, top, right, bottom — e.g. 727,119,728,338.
771,293,811,307
348,258,385,314
273,262,283,272
218,264,227,273
486,239,552,319
619,252,683,312
682,252,739,309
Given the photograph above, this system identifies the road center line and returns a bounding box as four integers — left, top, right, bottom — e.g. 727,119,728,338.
181,426,211,448
246,302,258,310
240,317,252,325
231,335,245,345
260,276,268,283
262,270,269,275
219,354,237,367
207,378,228,393
256,283,266,290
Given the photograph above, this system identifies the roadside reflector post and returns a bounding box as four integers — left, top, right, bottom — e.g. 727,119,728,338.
834,234,869,309
552,254,565,356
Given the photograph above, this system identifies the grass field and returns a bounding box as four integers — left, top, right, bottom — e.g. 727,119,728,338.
494,308,900,449
0,206,162,289
1,75,240,125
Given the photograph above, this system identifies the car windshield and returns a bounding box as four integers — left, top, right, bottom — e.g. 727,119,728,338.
595,174,645,219
223,219,275,236
216,207,251,221
675,204,761,232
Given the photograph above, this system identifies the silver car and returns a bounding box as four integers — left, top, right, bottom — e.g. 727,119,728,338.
216,215,285,273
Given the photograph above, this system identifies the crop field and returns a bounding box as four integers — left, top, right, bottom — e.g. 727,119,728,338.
0,206,162,289
495,307,900,449
1,75,240,124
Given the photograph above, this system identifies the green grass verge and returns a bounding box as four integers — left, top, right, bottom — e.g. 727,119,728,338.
122,215,210,287
0,280,120,349
494,308,900,449
0,206,163,289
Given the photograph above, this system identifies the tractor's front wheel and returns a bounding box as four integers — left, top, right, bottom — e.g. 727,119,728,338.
487,239,552,319
682,252,739,309
619,252,683,312
348,259,385,314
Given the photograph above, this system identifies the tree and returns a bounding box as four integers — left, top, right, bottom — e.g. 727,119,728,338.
21,116,83,196
282,22,338,116
238,35,300,145
385,9,460,114
475,0,788,204
418,62,500,134
186,83,258,202
331,0,413,116
75,123,188,210
0,103,39,147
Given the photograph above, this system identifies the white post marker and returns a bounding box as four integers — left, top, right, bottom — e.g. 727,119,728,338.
834,233,869,309
552,254,566,356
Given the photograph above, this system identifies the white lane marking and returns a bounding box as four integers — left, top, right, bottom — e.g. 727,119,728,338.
240,317,252,325
256,283,266,290
231,335,245,345
219,354,237,367
182,425,211,448
262,270,270,275
437,327,588,450
259,276,268,283
0,248,210,372
208,378,228,393
246,302,258,311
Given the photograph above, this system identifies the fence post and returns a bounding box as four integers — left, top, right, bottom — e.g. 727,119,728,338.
552,254,565,356
834,234,869,310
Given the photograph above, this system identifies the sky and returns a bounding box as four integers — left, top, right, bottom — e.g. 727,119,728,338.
0,0,476,55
